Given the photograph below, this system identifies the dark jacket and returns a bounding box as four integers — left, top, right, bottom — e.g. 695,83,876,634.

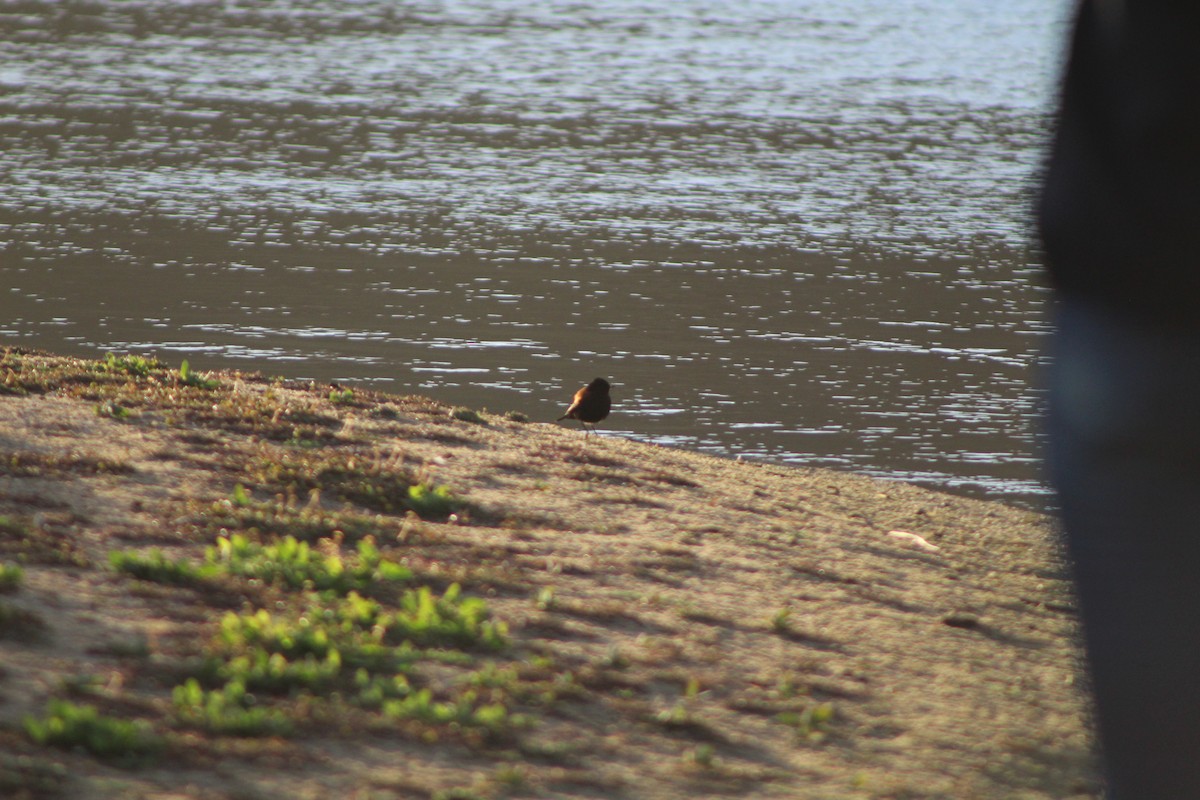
1038,0,1200,327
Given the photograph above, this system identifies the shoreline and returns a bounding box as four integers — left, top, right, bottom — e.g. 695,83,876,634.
0,347,1098,799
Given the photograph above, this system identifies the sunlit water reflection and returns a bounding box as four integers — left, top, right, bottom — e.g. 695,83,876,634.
0,0,1073,509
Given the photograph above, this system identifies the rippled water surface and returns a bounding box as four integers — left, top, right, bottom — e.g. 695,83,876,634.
1,0,1072,508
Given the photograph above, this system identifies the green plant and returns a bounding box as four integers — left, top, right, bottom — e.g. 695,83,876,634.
100,352,161,377
218,648,344,694
493,763,528,792
212,585,504,672
329,386,355,404
404,483,457,518
172,678,293,737
0,515,28,537
108,549,213,585
207,533,412,594
688,743,717,769
181,584,510,738
24,700,161,761
353,667,413,709
655,701,692,728
110,530,413,596
381,687,509,734
95,400,131,419
231,483,253,507
464,662,520,692
771,606,793,633
178,359,219,389
387,584,508,650
0,563,23,593
244,454,461,520
776,702,835,743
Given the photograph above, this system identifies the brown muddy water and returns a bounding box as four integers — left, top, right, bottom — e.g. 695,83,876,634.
0,1,1072,509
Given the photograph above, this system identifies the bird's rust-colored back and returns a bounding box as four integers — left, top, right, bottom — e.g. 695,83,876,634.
557,377,611,433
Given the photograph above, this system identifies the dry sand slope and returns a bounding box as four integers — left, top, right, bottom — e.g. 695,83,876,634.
0,348,1098,799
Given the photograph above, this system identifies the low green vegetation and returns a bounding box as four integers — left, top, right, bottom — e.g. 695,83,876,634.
242,451,463,520
99,352,162,378
171,677,295,737
172,585,511,738
328,385,356,404
9,351,549,781
210,585,506,662
209,533,413,592
0,562,23,592
178,359,220,390
0,350,390,453
101,475,514,745
0,515,27,538
405,482,457,518
688,743,717,769
95,399,132,419
108,548,207,585
776,702,836,743
110,531,415,594
24,700,161,762
2,348,158,394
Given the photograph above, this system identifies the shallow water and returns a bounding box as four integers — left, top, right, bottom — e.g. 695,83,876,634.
0,0,1072,508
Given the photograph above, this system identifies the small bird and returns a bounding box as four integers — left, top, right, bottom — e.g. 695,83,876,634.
557,378,611,435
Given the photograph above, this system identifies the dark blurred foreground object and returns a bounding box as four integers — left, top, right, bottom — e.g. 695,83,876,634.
1040,0,1200,327
557,378,611,435
1038,2,1200,798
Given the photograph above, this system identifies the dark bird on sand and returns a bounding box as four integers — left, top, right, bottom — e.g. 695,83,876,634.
557,378,611,435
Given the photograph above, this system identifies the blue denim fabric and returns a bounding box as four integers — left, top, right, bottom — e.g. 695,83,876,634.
1046,297,1200,799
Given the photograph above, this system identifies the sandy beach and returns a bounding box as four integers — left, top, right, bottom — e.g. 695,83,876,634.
0,347,1097,799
